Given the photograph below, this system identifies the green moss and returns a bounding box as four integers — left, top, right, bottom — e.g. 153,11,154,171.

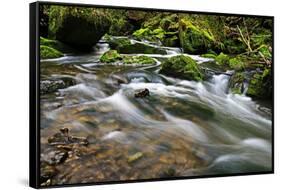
123,55,156,65
246,69,272,99
215,52,229,65
201,53,217,59
40,45,63,59
100,50,156,65
40,37,74,53
160,55,203,81
100,50,122,63
105,36,166,54
229,72,245,94
229,57,245,71
179,18,215,54
133,28,152,39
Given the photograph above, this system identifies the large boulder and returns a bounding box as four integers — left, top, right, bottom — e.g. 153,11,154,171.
160,55,203,81
48,6,111,51
246,69,272,99
179,19,216,54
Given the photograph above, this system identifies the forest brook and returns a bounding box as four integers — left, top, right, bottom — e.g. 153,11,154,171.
39,5,272,186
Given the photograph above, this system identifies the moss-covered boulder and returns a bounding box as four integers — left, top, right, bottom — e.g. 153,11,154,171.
229,57,245,71
40,37,74,53
48,6,111,51
246,69,272,99
229,72,246,94
100,50,156,65
160,55,203,81
123,55,156,65
40,45,63,59
100,50,122,63
132,13,180,47
179,19,216,54
105,36,167,54
215,52,229,65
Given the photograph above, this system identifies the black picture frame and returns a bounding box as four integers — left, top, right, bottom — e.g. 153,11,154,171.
30,1,274,188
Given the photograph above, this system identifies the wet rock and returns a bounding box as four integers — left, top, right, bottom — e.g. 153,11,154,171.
40,78,76,95
246,69,272,99
160,167,176,177
128,152,143,163
100,50,122,63
134,88,150,98
40,45,63,59
40,163,57,185
104,35,167,54
229,72,246,94
160,55,204,81
41,150,68,165
48,128,89,146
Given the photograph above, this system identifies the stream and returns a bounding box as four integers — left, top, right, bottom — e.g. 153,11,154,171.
40,38,272,184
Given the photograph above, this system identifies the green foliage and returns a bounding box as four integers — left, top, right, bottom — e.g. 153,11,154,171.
40,45,63,59
215,53,229,65
100,50,122,63
160,55,203,81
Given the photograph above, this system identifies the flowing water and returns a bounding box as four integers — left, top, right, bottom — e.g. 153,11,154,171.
40,38,272,184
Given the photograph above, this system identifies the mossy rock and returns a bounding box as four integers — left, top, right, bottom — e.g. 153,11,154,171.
48,6,111,51
123,55,156,65
105,36,131,49
100,50,122,63
229,57,245,71
215,52,229,65
100,50,156,65
179,19,216,54
105,35,167,54
246,69,272,99
229,72,246,94
201,53,217,59
40,45,63,59
40,37,74,53
160,55,203,81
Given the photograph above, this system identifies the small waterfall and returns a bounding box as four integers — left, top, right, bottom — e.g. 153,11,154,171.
210,74,230,96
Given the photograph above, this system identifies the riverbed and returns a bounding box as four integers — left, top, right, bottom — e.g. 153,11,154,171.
40,38,272,185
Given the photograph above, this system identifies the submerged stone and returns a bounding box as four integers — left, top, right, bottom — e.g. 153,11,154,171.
41,150,68,165
128,152,143,163
40,78,76,95
134,88,150,98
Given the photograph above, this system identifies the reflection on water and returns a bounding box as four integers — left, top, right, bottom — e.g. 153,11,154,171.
40,39,272,185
